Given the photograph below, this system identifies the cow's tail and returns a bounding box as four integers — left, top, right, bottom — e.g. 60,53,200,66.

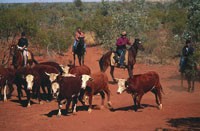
160,84,165,95
33,58,38,64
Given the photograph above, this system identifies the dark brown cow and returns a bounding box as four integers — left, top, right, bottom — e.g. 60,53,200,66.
15,67,41,107
0,66,15,101
32,64,60,101
85,72,112,113
51,74,93,116
116,71,164,110
39,61,64,74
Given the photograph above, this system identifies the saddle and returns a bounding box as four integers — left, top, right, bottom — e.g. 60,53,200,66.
110,51,128,67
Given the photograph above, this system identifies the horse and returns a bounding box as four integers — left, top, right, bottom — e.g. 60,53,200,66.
99,39,144,82
9,44,38,69
73,37,85,66
180,56,198,92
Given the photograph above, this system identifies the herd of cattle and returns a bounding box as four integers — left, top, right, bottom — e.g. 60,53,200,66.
0,61,164,116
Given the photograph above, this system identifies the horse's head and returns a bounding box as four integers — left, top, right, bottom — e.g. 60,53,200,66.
133,38,144,51
78,37,85,46
9,44,18,56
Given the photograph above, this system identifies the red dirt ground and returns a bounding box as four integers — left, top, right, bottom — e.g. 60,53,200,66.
0,45,200,131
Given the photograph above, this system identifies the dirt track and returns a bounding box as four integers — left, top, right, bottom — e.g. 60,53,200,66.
0,46,200,131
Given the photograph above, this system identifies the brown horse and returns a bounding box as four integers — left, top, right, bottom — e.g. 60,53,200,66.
9,44,38,69
99,39,144,82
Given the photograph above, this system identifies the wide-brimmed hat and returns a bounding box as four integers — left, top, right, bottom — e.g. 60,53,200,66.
186,39,191,44
121,31,127,36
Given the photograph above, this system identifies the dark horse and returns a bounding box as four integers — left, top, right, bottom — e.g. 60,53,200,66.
9,44,38,69
73,37,85,66
99,39,144,82
180,56,197,92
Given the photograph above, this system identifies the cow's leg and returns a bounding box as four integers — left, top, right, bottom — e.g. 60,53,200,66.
137,93,144,109
57,100,62,117
99,91,105,109
82,54,84,65
110,66,116,82
47,84,52,101
104,88,112,107
78,89,86,106
155,84,162,109
7,82,14,99
36,85,42,104
128,66,133,78
88,93,94,113
16,84,22,102
131,93,137,107
65,98,72,115
41,85,47,100
3,84,7,102
25,88,31,107
72,96,78,114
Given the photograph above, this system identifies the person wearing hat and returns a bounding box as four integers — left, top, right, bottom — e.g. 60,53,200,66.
179,39,194,72
116,31,131,67
17,32,28,67
72,27,86,54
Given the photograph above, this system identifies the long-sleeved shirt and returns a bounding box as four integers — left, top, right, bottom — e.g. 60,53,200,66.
75,32,84,41
18,37,28,48
182,45,194,57
116,37,131,49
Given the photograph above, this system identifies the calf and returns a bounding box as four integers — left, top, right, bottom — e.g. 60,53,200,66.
0,66,15,102
51,75,93,116
85,72,112,113
116,71,163,110
32,64,60,101
15,67,41,107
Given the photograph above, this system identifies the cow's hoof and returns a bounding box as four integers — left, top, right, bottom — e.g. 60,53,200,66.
107,101,112,107
88,108,92,113
138,106,144,109
158,104,162,110
100,105,104,110
39,101,43,105
56,115,61,117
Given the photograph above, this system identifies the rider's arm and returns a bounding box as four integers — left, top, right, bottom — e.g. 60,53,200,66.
127,38,131,45
75,32,80,41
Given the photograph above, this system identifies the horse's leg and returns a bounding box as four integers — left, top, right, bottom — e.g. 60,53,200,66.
128,66,133,78
82,54,84,65
73,53,76,65
191,77,195,92
187,77,191,92
181,72,184,87
110,66,116,82
78,55,81,66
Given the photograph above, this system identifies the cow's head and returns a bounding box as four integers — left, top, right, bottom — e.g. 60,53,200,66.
51,81,60,98
81,74,94,89
60,65,70,74
116,78,128,94
45,72,59,83
26,74,34,90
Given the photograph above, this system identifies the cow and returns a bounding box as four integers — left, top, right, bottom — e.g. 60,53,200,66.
15,66,41,107
84,72,112,113
116,71,164,110
39,61,64,74
32,64,60,101
0,66,15,102
61,64,91,77
51,74,93,116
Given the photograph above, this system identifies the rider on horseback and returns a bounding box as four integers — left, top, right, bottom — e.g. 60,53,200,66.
116,31,131,68
179,39,194,72
72,27,86,54
17,32,28,67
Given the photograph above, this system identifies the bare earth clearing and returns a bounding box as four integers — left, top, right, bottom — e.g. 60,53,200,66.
0,45,200,131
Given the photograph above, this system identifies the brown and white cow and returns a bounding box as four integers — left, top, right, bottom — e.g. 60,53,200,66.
51,74,93,116
15,66,41,107
116,71,164,110
85,72,112,113
32,64,60,101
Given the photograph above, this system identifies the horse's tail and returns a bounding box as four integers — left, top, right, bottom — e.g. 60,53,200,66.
99,55,104,72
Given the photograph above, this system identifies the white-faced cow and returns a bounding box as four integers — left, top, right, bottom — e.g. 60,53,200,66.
51,74,93,116
116,71,164,110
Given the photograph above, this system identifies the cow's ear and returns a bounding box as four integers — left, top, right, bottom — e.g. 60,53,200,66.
89,77,94,81
125,81,129,87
